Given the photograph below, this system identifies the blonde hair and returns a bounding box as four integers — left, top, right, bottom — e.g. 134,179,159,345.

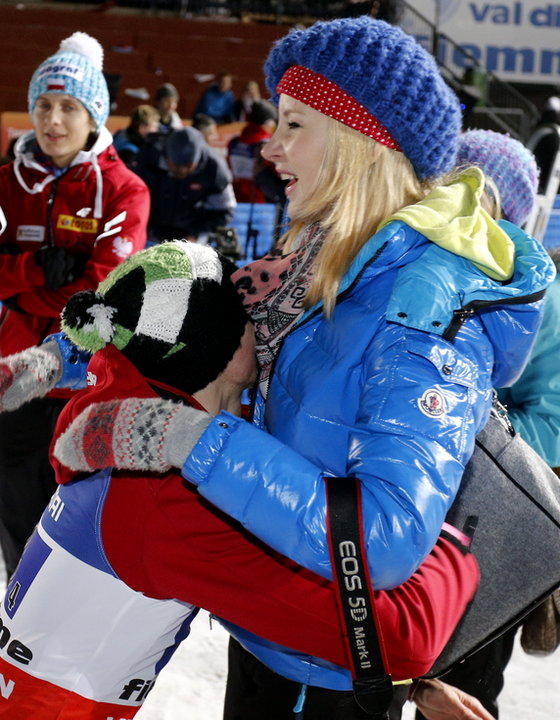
281,119,432,315
244,80,261,100
454,162,502,221
480,175,502,220
130,104,160,131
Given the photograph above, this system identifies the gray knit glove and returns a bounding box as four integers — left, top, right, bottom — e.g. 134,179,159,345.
53,398,211,473
0,342,62,412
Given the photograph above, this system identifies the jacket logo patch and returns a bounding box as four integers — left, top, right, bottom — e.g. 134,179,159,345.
418,389,446,418
76,207,92,218
91,97,106,114
112,235,133,259
56,215,98,234
16,225,45,242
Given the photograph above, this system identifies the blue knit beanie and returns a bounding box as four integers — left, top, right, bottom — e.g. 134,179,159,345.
456,129,539,226
264,17,461,180
28,32,109,131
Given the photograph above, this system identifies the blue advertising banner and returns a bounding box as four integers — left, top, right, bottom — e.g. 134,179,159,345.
409,0,560,84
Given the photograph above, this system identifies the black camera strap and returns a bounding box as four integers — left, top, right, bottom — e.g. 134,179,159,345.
325,476,394,719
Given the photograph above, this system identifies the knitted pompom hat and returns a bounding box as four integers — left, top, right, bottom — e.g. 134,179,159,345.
61,242,248,395
264,16,461,180
28,32,110,131
456,129,539,226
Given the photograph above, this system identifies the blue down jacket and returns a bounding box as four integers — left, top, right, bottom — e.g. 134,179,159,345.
183,216,555,689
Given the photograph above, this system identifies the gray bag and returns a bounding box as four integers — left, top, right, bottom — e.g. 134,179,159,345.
425,400,560,678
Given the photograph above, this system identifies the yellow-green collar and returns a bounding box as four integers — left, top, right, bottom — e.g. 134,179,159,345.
379,167,514,281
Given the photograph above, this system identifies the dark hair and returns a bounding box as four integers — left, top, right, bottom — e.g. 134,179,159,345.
249,100,277,126
155,83,179,102
192,113,217,133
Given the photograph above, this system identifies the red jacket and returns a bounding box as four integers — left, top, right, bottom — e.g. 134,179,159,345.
228,122,273,203
0,129,149,358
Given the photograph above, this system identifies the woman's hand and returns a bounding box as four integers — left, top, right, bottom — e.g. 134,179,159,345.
53,398,211,473
412,678,495,720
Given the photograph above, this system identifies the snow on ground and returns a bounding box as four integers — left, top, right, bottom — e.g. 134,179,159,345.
138,609,560,720
1,558,559,718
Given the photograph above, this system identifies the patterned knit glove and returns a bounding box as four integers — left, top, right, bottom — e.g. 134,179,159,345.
0,343,62,412
53,398,212,473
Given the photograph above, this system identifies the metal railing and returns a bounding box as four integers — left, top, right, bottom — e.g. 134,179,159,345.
400,2,538,141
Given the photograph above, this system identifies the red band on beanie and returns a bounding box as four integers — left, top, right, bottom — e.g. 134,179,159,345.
277,64,401,152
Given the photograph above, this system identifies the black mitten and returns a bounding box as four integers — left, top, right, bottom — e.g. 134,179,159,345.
36,246,88,290
0,243,21,255
1,297,23,313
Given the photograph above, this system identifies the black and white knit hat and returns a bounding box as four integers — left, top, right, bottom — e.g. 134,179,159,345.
61,241,248,394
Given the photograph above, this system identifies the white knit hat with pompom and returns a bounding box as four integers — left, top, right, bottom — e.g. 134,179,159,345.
28,31,109,130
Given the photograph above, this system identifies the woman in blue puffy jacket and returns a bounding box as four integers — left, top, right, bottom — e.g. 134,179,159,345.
24,17,557,720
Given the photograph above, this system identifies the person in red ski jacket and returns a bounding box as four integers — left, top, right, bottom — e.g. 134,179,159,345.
0,31,149,578
228,99,278,203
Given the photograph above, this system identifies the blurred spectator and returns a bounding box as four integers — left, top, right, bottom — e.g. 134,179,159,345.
0,31,149,579
154,82,183,134
371,0,404,21
0,137,17,167
194,72,236,124
531,96,560,194
341,0,404,22
538,95,560,125
192,113,220,145
234,80,262,121
136,126,236,243
112,104,160,168
228,99,278,203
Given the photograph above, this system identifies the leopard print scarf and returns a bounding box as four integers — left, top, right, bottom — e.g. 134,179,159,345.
232,224,326,396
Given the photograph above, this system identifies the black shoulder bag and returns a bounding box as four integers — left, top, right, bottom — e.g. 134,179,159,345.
326,398,560,694
426,398,560,677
